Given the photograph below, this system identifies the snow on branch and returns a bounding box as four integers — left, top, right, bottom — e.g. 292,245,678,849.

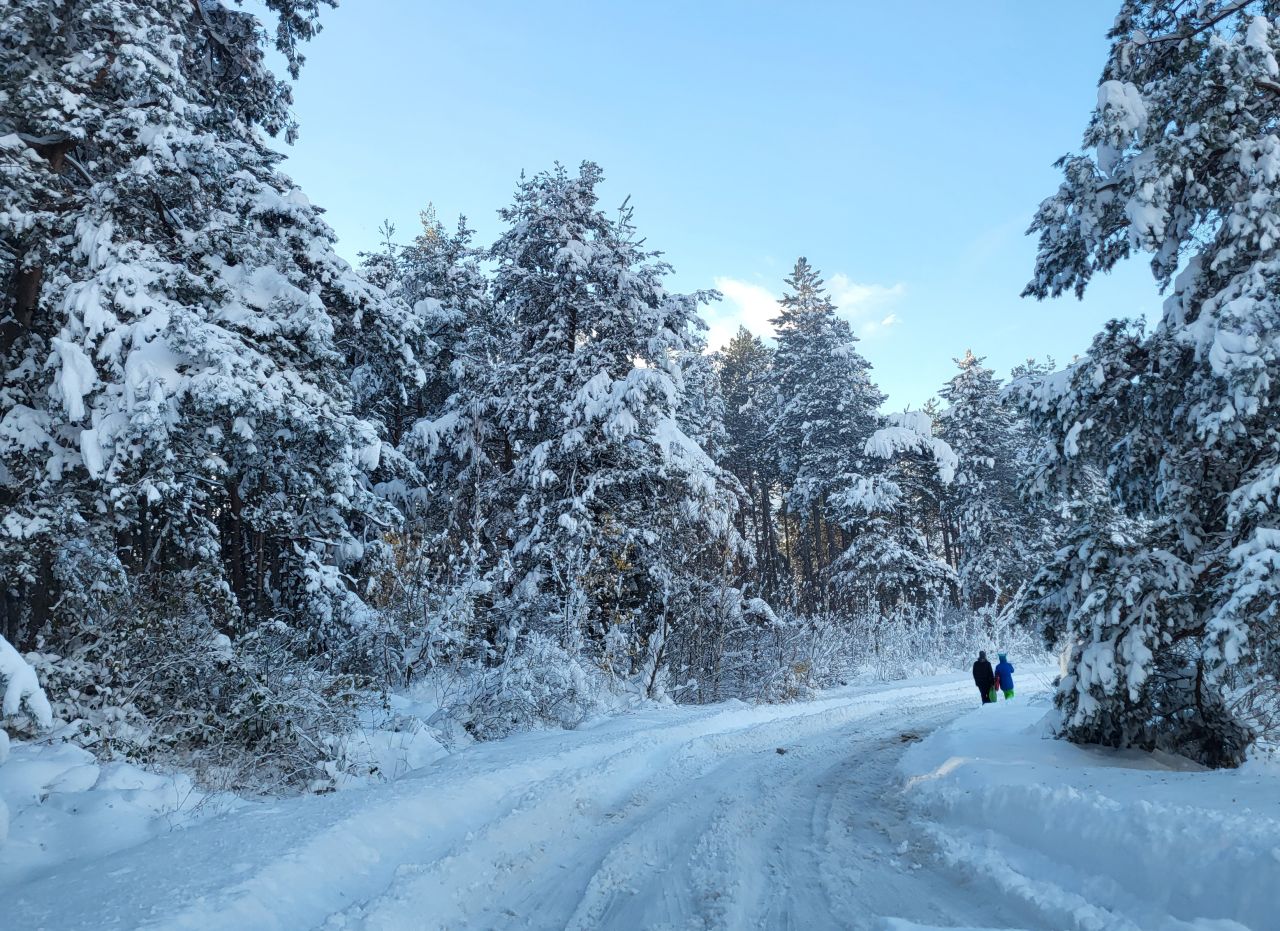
864,411,957,484
0,635,52,730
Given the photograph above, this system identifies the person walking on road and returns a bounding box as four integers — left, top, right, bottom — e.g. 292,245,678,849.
994,652,1015,700
972,651,996,704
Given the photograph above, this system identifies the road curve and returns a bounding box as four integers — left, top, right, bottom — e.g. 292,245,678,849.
12,675,1049,931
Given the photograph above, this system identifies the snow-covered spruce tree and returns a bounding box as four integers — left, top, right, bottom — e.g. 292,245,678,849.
716,327,785,598
830,410,958,611
1018,1,1280,765
0,1,423,771
939,350,1046,612
363,209,490,451
478,162,747,702
768,259,884,608
361,209,507,680
674,342,728,463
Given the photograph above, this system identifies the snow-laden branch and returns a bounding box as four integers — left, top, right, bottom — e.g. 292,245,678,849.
864,411,957,484
0,634,52,730
1140,1,1253,45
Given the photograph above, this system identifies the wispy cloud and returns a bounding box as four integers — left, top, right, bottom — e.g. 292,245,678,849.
826,274,905,312
704,273,906,350
828,273,905,338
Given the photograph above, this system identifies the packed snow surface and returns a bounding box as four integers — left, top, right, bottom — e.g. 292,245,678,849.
5,669,1273,930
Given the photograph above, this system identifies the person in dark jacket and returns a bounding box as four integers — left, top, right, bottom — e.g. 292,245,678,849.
972,651,995,704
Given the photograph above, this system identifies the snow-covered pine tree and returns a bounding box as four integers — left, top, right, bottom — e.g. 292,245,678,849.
387,210,491,447
477,162,746,695
0,1,423,764
361,208,494,520
716,327,784,597
1018,0,1280,765
831,410,958,611
366,208,509,676
768,259,884,607
939,350,1043,612
674,342,729,463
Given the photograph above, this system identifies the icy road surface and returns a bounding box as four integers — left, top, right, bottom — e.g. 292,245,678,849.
12,674,1052,931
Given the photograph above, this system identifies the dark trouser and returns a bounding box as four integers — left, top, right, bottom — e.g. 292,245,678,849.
979,686,993,704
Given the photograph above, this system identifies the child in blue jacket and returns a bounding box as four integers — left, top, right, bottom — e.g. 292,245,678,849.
994,653,1015,700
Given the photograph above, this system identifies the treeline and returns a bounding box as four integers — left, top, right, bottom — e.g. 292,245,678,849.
713,270,1054,616
5,0,1275,782
0,2,1047,785
359,189,1055,715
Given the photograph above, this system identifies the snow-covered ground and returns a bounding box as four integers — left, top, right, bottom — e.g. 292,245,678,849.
4,669,1275,930
0,741,227,886
901,692,1280,931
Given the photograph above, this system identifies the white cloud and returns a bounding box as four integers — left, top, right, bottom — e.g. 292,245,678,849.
827,274,906,314
705,277,781,351
704,273,906,351
859,311,902,337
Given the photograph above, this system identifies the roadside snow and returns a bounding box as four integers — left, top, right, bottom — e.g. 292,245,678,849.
6,672,1048,931
10,668,1267,930
0,697,450,887
0,739,226,885
901,696,1279,931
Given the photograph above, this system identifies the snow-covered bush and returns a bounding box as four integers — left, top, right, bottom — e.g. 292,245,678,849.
446,633,616,740
745,611,858,702
675,601,1049,706
28,569,373,791
853,604,1047,681
0,633,52,843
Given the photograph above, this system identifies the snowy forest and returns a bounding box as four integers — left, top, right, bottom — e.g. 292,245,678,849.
2,0,1279,809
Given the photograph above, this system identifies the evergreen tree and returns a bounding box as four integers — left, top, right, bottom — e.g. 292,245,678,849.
716,327,784,596
362,208,495,512
471,163,745,690
768,258,884,606
1019,0,1280,765
346,210,503,681
939,350,1042,611
833,410,958,610
0,0,424,770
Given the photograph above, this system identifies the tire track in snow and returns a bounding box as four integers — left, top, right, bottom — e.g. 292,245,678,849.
319,690,933,929
324,682,1049,930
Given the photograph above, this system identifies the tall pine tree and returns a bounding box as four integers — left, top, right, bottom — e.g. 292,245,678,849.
0,1,424,744
939,350,1043,612
768,258,884,607
452,163,746,692
1019,0,1280,765
716,327,783,597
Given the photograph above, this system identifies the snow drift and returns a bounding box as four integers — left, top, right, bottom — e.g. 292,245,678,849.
900,697,1279,931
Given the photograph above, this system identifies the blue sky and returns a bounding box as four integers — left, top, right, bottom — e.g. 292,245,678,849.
272,0,1156,410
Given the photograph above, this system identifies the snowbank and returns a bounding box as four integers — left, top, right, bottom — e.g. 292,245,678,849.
327,694,451,789
0,738,226,885
0,700,449,885
900,696,1279,931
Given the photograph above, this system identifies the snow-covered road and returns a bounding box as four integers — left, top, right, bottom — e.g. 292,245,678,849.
12,674,1051,931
